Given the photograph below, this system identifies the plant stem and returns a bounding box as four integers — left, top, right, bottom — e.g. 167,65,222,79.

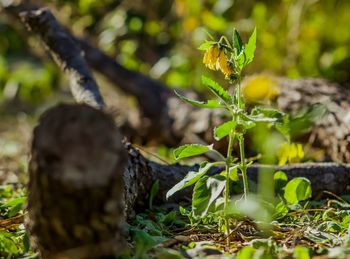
238,135,249,199
236,77,242,109
224,129,235,246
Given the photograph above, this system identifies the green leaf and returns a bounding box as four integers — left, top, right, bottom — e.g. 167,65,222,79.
201,76,232,104
273,200,289,220
4,197,26,217
0,232,18,254
238,115,256,130
192,175,226,217
304,227,339,244
166,162,214,199
214,121,236,140
274,170,288,195
149,180,159,209
229,165,239,181
236,246,257,259
244,27,257,66
173,144,212,160
293,246,310,259
233,29,243,54
275,116,291,141
162,211,177,226
289,103,328,137
198,41,216,50
250,107,286,122
174,90,224,109
131,229,159,257
284,177,312,205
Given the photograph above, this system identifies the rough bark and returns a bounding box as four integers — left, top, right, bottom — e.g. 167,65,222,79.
3,4,105,109
28,104,127,258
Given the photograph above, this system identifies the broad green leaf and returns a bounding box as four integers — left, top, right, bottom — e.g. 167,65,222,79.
304,227,339,244
4,197,26,217
293,246,310,259
233,29,243,54
0,232,18,254
166,162,214,199
214,120,236,140
220,165,239,181
250,107,285,122
201,76,232,104
229,165,239,181
289,103,328,137
173,144,212,160
319,221,342,233
198,40,216,50
174,90,224,109
236,246,257,259
274,170,288,194
273,200,289,220
192,175,225,217
284,177,312,205
244,27,257,65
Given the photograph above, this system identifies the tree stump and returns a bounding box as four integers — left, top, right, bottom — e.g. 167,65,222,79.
27,104,127,259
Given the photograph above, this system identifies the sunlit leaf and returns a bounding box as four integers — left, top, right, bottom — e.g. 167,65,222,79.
166,162,214,199
284,177,312,205
214,121,236,140
273,200,289,220
198,41,216,50
293,246,310,259
244,27,257,66
236,246,257,259
192,175,225,217
250,107,285,122
229,165,239,181
201,76,232,104
0,232,18,254
173,144,212,160
174,90,224,109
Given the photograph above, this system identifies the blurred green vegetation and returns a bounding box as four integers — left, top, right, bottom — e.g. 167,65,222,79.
0,0,349,105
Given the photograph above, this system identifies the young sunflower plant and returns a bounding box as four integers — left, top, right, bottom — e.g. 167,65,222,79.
166,28,290,244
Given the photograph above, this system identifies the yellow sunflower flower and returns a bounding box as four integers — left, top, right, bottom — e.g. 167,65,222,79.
203,46,220,70
242,75,280,103
217,50,234,78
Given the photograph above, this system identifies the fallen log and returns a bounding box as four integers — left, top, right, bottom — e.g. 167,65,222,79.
28,103,350,258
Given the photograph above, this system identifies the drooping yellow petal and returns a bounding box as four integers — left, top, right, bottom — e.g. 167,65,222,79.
217,50,233,77
203,46,220,70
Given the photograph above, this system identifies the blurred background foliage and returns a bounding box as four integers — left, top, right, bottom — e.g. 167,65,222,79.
0,0,349,107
